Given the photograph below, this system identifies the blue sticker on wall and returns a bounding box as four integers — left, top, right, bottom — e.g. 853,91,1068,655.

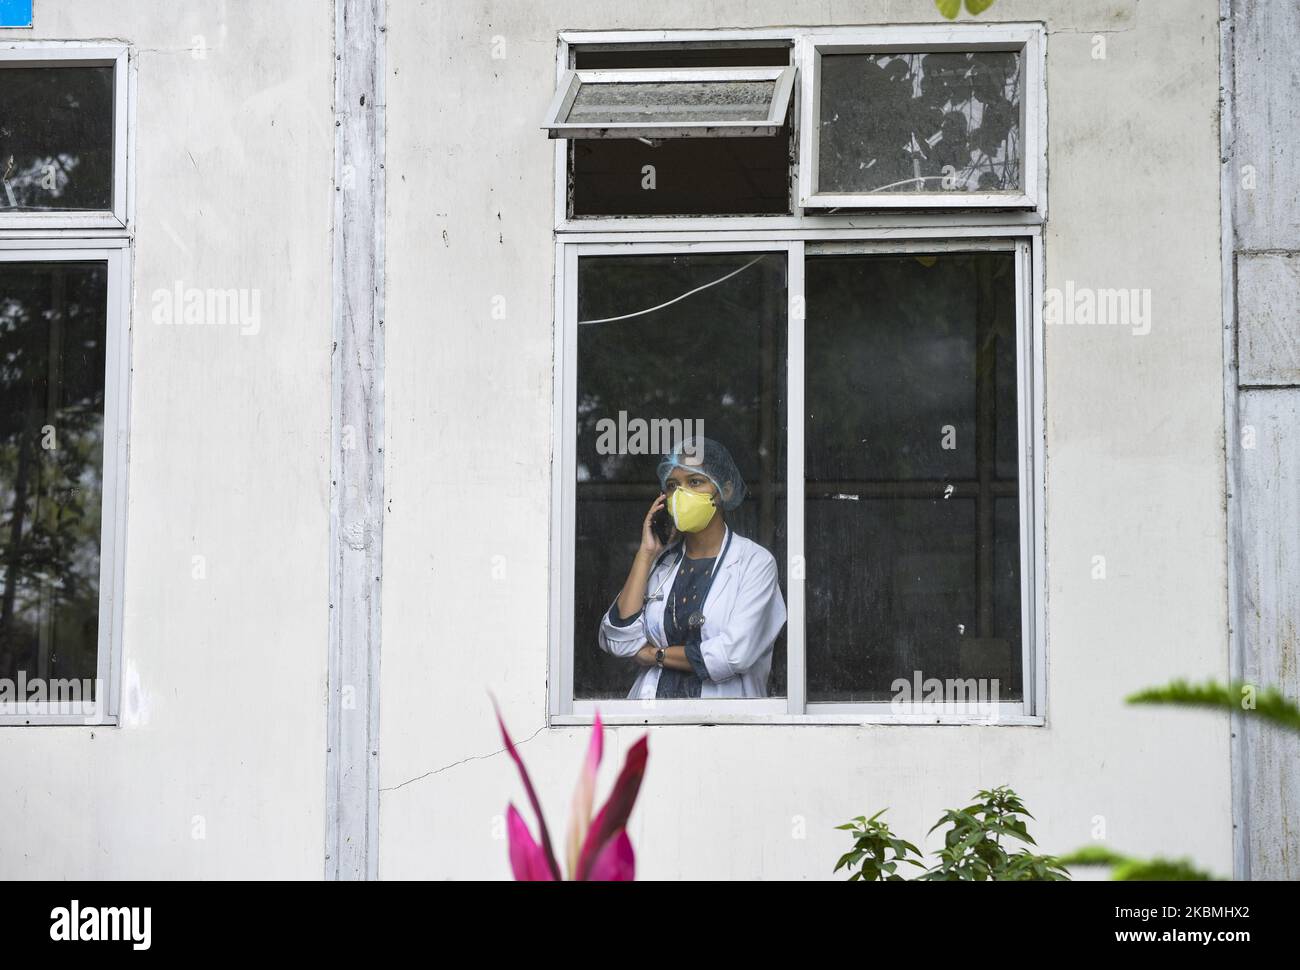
0,0,33,28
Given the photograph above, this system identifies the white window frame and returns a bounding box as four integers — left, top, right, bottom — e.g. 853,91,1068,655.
0,42,133,231
797,25,1044,211
0,241,132,727
544,66,797,140
0,40,134,727
550,27,1047,726
553,25,1046,231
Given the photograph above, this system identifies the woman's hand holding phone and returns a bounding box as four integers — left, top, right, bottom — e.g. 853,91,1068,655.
641,493,676,557
616,495,677,627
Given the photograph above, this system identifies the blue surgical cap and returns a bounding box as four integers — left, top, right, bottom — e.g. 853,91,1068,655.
656,436,747,512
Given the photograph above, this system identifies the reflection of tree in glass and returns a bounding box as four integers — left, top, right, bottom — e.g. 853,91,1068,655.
0,264,107,686
0,67,114,210
819,52,1022,194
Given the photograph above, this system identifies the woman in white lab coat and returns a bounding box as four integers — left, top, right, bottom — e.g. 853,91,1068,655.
598,437,787,700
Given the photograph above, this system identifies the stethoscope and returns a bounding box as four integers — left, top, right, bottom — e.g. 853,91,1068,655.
644,525,734,632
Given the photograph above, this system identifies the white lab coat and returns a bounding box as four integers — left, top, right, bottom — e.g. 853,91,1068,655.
598,528,787,699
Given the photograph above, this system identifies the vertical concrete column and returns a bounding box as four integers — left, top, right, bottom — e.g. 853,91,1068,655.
327,0,386,880
1224,0,1300,881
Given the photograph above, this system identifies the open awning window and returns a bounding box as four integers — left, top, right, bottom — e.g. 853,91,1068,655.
544,67,796,139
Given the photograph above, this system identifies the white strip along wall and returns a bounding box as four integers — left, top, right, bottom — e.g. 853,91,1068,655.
327,0,387,880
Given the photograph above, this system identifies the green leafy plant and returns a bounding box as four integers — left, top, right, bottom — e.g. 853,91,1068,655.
921,786,1070,881
834,810,925,881
935,0,997,19
837,786,1069,881
1058,846,1215,881
1128,679,1300,732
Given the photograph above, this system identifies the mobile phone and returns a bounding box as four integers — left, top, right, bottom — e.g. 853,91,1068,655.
651,506,674,545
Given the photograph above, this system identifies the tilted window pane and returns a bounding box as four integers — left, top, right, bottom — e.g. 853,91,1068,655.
0,66,115,211
0,262,108,695
567,79,778,125
575,252,788,700
818,52,1023,195
804,252,1022,703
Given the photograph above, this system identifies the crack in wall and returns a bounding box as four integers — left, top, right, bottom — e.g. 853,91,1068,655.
380,725,547,794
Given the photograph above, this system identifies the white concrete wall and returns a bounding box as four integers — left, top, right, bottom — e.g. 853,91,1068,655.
379,0,1231,880
0,1,335,878
0,0,1230,882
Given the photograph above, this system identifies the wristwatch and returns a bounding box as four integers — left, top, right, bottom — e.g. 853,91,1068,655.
655,648,666,668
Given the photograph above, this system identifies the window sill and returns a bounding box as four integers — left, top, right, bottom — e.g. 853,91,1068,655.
0,711,118,727
551,711,1044,727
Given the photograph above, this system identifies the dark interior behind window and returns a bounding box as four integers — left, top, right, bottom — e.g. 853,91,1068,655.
569,45,793,217
803,251,1022,703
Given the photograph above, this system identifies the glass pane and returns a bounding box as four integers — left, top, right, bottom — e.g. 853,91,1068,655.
818,51,1023,195
575,252,788,700
0,262,108,700
805,252,1022,704
567,78,777,125
0,66,115,211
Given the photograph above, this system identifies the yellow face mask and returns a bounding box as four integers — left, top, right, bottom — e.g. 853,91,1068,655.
668,486,717,534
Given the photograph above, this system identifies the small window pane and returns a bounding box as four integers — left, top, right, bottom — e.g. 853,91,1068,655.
0,261,108,694
0,66,115,211
566,78,778,125
804,252,1022,703
575,252,788,700
566,47,793,217
818,52,1023,195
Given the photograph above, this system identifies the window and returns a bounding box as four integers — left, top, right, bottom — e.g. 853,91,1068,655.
0,44,130,229
549,27,1045,725
816,52,1022,195
572,249,789,702
0,44,132,726
559,44,795,218
803,246,1026,704
798,26,1042,210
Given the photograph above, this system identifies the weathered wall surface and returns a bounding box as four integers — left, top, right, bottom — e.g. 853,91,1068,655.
1227,0,1300,880
0,1,335,878
0,0,1233,882
379,0,1231,879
